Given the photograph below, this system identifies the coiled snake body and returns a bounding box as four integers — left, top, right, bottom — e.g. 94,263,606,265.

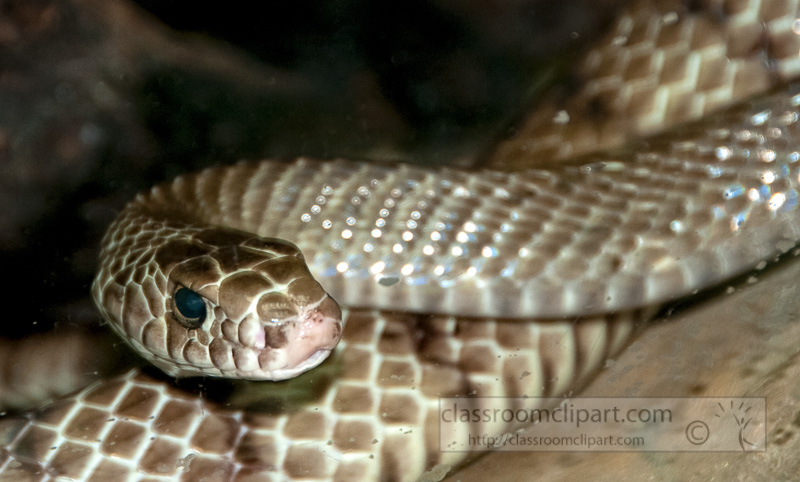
4,1,800,480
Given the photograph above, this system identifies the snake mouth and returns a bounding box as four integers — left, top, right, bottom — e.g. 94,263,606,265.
229,293,343,381
266,348,333,380
271,296,342,375
300,348,332,369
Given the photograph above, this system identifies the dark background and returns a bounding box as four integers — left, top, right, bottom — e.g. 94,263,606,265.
0,0,621,337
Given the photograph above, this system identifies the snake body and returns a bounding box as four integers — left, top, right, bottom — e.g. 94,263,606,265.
3,1,800,480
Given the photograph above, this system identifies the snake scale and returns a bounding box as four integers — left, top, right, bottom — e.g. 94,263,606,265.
3,0,800,480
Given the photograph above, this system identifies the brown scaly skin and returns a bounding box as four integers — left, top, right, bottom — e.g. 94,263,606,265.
92,203,343,380
3,1,800,480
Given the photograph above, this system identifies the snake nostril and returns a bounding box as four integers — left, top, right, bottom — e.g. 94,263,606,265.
173,287,207,329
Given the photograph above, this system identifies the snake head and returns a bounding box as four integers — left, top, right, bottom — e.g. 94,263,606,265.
93,226,343,381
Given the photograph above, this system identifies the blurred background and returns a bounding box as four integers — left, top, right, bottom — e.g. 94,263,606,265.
0,0,620,337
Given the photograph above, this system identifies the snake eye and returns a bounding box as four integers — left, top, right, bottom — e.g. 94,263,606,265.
172,287,207,329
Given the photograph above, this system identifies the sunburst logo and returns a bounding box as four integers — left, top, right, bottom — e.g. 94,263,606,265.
715,399,759,451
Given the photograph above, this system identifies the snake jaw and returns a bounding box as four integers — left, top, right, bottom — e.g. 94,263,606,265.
240,293,343,380
282,294,343,372
199,272,344,381
198,269,345,380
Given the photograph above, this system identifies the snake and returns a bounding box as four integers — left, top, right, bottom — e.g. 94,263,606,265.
3,0,800,480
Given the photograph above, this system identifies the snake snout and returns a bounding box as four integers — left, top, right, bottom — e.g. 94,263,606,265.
246,283,343,380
